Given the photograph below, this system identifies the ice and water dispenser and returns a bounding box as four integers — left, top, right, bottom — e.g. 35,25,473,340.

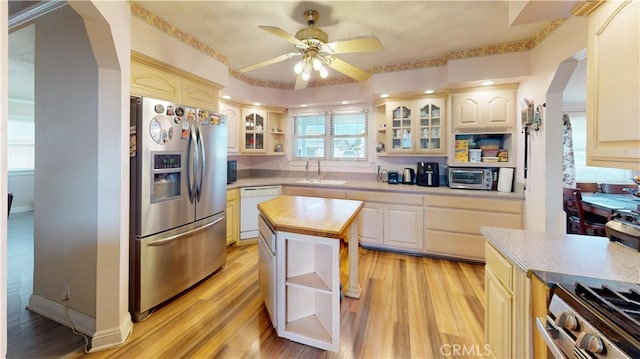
151,152,182,202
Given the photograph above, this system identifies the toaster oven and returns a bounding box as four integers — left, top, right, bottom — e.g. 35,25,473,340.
448,168,493,190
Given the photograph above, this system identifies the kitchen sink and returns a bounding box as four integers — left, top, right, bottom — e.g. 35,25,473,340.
296,179,347,185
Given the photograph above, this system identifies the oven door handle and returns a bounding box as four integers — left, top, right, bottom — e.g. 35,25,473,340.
535,317,569,359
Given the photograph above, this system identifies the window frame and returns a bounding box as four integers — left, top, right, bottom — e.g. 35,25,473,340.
292,109,368,161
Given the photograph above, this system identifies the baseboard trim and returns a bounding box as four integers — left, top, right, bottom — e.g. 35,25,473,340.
27,294,134,352
87,314,134,353
28,294,96,335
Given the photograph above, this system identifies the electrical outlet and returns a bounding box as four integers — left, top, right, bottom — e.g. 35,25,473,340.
62,283,71,301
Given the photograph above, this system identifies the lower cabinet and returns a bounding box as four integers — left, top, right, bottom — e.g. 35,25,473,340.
226,188,239,245
485,241,532,359
424,194,523,261
349,191,423,252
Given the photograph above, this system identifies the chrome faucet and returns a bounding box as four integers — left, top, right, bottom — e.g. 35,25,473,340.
305,159,311,181
317,159,321,179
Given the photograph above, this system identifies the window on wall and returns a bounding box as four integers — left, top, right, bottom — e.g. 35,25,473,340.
8,119,35,171
293,110,368,161
570,113,632,182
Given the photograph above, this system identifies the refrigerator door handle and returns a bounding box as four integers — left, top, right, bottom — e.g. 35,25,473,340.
147,216,224,246
186,123,198,203
196,126,206,201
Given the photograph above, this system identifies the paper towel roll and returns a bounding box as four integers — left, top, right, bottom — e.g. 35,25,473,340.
497,168,514,192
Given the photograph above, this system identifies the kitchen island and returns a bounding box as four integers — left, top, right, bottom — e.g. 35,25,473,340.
481,226,640,359
257,195,364,352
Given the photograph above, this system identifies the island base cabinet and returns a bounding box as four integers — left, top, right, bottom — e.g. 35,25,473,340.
276,231,340,352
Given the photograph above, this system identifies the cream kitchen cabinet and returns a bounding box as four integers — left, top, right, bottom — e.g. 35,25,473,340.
226,188,239,245
379,96,446,155
451,86,516,130
349,191,423,252
130,52,220,110
424,194,522,262
219,100,240,154
485,241,532,359
240,107,287,155
586,0,640,170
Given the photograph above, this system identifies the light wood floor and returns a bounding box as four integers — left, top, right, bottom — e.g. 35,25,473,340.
8,211,486,358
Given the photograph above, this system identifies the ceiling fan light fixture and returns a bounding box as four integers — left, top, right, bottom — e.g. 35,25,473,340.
294,60,304,75
319,66,328,78
312,57,322,71
301,67,311,81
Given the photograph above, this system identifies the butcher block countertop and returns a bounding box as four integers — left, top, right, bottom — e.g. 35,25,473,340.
258,195,364,239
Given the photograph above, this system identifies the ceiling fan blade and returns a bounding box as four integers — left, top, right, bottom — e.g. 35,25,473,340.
238,52,300,73
294,75,309,90
324,36,383,54
325,56,371,82
259,26,305,47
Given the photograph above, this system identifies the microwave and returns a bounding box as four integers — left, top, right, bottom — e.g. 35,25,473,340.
448,168,493,190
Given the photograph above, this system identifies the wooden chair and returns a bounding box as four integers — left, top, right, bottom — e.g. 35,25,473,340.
576,182,600,193
601,183,632,194
563,188,606,236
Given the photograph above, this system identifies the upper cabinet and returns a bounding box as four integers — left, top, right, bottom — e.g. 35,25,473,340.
376,96,446,155
240,107,287,155
218,100,240,154
451,86,516,131
586,0,640,170
130,52,221,110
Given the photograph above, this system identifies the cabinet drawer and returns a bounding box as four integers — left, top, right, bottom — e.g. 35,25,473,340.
425,208,522,234
284,186,347,199
424,230,484,261
349,190,423,206
485,242,512,290
424,194,522,214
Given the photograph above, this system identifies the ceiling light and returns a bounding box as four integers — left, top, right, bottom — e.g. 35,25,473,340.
293,60,304,75
301,67,311,81
424,90,434,94
380,93,389,98
341,101,349,105
319,66,328,79
222,95,231,100
253,102,261,106
301,104,307,107
294,53,329,81
312,57,322,71
482,80,495,86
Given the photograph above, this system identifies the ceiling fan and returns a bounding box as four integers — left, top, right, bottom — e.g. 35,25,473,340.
238,9,383,89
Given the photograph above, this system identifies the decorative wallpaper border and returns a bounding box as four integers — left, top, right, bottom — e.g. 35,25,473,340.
131,3,568,90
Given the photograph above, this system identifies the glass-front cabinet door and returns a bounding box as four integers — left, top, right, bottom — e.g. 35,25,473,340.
242,110,266,152
387,103,413,153
417,99,444,153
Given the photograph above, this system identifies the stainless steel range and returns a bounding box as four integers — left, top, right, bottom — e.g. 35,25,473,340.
606,210,640,251
537,279,640,359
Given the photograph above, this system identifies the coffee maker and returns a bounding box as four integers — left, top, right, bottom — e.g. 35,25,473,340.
417,162,439,187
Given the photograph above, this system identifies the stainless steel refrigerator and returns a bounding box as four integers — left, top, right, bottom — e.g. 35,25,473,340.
129,96,227,321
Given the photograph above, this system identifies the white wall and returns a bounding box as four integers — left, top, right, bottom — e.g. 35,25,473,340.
517,16,588,232
24,1,132,352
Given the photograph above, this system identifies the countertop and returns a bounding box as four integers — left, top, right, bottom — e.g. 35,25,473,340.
257,195,364,238
228,176,525,200
481,226,640,284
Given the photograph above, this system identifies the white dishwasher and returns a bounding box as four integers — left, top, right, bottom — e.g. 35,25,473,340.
240,185,282,241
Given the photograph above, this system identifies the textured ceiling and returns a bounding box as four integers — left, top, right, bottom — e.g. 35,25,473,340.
8,1,585,103
132,1,578,87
